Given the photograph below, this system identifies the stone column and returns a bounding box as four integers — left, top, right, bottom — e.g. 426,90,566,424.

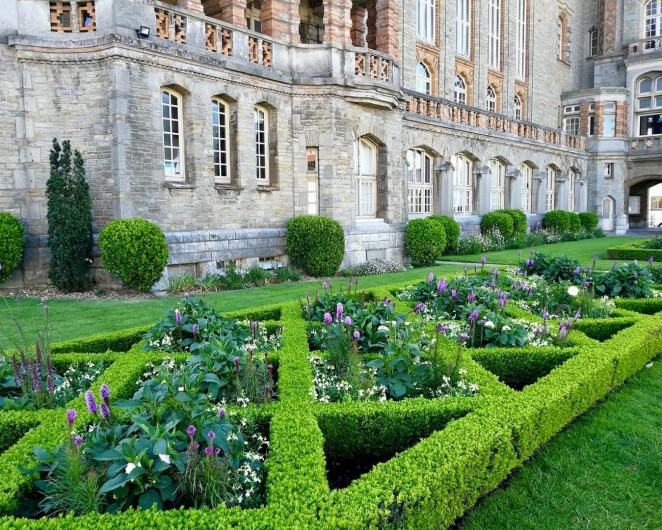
555,173,567,211
350,5,367,47
218,0,247,26
436,161,454,216
506,168,521,210
262,0,291,39
324,0,352,46
177,0,204,14
375,0,399,58
475,165,491,215
532,171,545,214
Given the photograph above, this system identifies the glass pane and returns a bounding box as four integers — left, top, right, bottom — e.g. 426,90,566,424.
640,97,652,109
359,140,375,175
641,78,653,93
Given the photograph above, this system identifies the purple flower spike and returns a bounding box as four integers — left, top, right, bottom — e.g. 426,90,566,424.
234,356,240,377
323,281,328,292
559,326,568,340
353,330,360,340
218,407,226,418
612,261,618,270
175,309,182,325
574,309,581,322
47,374,54,392
251,321,258,331
192,441,200,451
649,256,655,265
183,292,190,299
100,402,110,420
451,289,458,299
66,409,77,428
267,364,274,377
100,384,110,404
383,297,392,305
437,325,447,334
323,312,333,325
437,278,447,292
467,292,476,303
85,391,98,415
345,316,352,327
481,255,487,266
208,431,216,441
413,303,425,313
205,446,214,457
459,333,469,345
336,302,344,321
469,310,479,322
73,435,83,447
186,425,196,437
192,323,198,338
583,280,590,288
428,273,435,284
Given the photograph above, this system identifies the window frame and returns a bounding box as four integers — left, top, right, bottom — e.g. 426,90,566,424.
406,149,433,215
416,0,435,44
245,0,262,32
454,75,467,105
356,137,378,219
456,0,471,57
452,154,473,214
487,85,497,113
546,166,557,212
636,74,662,136
211,97,230,184
488,0,501,70
254,105,269,182
567,170,577,212
563,104,581,136
515,0,527,78
161,88,185,182
645,0,662,42
415,62,432,95
521,163,533,214
514,94,523,120
489,159,505,211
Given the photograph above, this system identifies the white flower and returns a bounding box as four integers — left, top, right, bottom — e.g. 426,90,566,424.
178,386,185,392
484,321,495,329
501,325,511,332
125,463,136,474
567,286,580,297
157,454,171,464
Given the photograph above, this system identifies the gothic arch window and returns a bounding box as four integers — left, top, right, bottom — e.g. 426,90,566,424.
452,153,473,214
588,26,599,57
636,73,662,136
416,62,432,95
546,166,557,212
557,14,568,62
487,85,497,113
456,0,471,57
406,149,433,215
514,94,523,120
454,75,467,104
521,163,533,213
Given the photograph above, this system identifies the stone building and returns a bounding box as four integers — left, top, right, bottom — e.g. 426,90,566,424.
0,0,659,287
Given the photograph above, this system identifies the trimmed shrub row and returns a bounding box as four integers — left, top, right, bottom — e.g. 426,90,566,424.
606,241,662,261
0,213,24,285
0,282,659,528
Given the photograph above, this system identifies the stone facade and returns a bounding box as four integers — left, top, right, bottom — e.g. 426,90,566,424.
0,0,659,288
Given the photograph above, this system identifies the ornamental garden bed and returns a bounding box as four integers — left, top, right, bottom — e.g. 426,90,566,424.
0,259,660,528
606,239,662,261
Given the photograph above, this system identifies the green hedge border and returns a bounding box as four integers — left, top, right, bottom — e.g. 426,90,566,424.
606,241,662,261
0,281,659,528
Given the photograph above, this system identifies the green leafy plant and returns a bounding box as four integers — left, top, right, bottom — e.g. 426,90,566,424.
480,212,515,239
405,218,446,266
98,218,168,293
578,212,599,231
0,212,24,285
244,266,269,287
593,262,654,299
567,212,582,233
500,209,528,236
428,215,461,253
46,139,93,292
287,216,345,277
543,210,571,234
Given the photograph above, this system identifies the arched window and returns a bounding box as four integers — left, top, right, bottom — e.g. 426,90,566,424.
254,105,268,181
406,149,433,214
636,74,662,136
589,26,599,57
416,62,432,95
487,85,497,113
514,94,523,120
489,159,505,211
454,75,467,104
546,166,557,212
568,170,578,212
211,98,230,182
161,88,185,181
416,0,435,43
452,154,473,214
557,14,568,62
355,137,378,218
488,0,501,69
515,0,527,77
456,0,471,57
645,0,662,44
521,163,533,213
245,0,262,32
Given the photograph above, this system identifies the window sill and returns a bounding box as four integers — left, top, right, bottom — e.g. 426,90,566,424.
256,185,279,193
163,182,195,190
214,183,243,192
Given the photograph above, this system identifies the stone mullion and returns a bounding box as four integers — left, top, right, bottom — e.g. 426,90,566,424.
375,0,399,58
324,0,352,46
261,0,291,40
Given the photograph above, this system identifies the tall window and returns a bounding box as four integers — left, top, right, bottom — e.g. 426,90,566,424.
161,89,184,181
307,147,319,215
515,0,527,78
521,163,533,213
488,0,501,70
454,75,467,104
416,0,435,43
245,0,262,32
406,149,433,215
546,166,557,212
557,15,568,61
489,159,505,211
589,27,599,57
211,98,229,182
456,0,471,56
588,102,596,136
452,154,473,214
567,170,577,212
636,75,662,135
254,105,268,181
646,0,662,45
356,137,377,218
514,94,523,120
486,85,497,113
416,62,432,95
563,104,581,135
602,101,616,137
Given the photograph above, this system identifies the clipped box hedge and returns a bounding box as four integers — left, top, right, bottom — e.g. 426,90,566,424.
0,282,660,529
606,240,662,261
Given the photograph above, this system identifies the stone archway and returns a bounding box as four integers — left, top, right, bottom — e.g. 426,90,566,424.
626,177,662,228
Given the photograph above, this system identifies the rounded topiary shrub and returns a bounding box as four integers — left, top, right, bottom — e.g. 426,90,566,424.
567,212,582,233
429,215,460,254
405,218,446,267
543,210,570,233
287,216,345,277
480,211,514,239
0,212,25,284
98,218,168,293
579,212,599,231
501,209,528,236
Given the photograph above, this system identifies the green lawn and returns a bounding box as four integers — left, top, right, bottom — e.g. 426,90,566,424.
458,358,662,530
442,236,647,270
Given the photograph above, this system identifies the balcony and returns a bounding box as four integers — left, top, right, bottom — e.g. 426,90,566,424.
404,90,587,151
628,136,662,156
624,38,662,60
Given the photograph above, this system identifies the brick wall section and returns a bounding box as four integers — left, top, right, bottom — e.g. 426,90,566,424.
601,0,618,56
324,0,351,46
261,0,291,40
615,101,628,137
375,0,399,58
218,0,247,26
177,0,203,14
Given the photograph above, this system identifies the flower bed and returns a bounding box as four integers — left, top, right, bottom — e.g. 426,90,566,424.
0,282,659,528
